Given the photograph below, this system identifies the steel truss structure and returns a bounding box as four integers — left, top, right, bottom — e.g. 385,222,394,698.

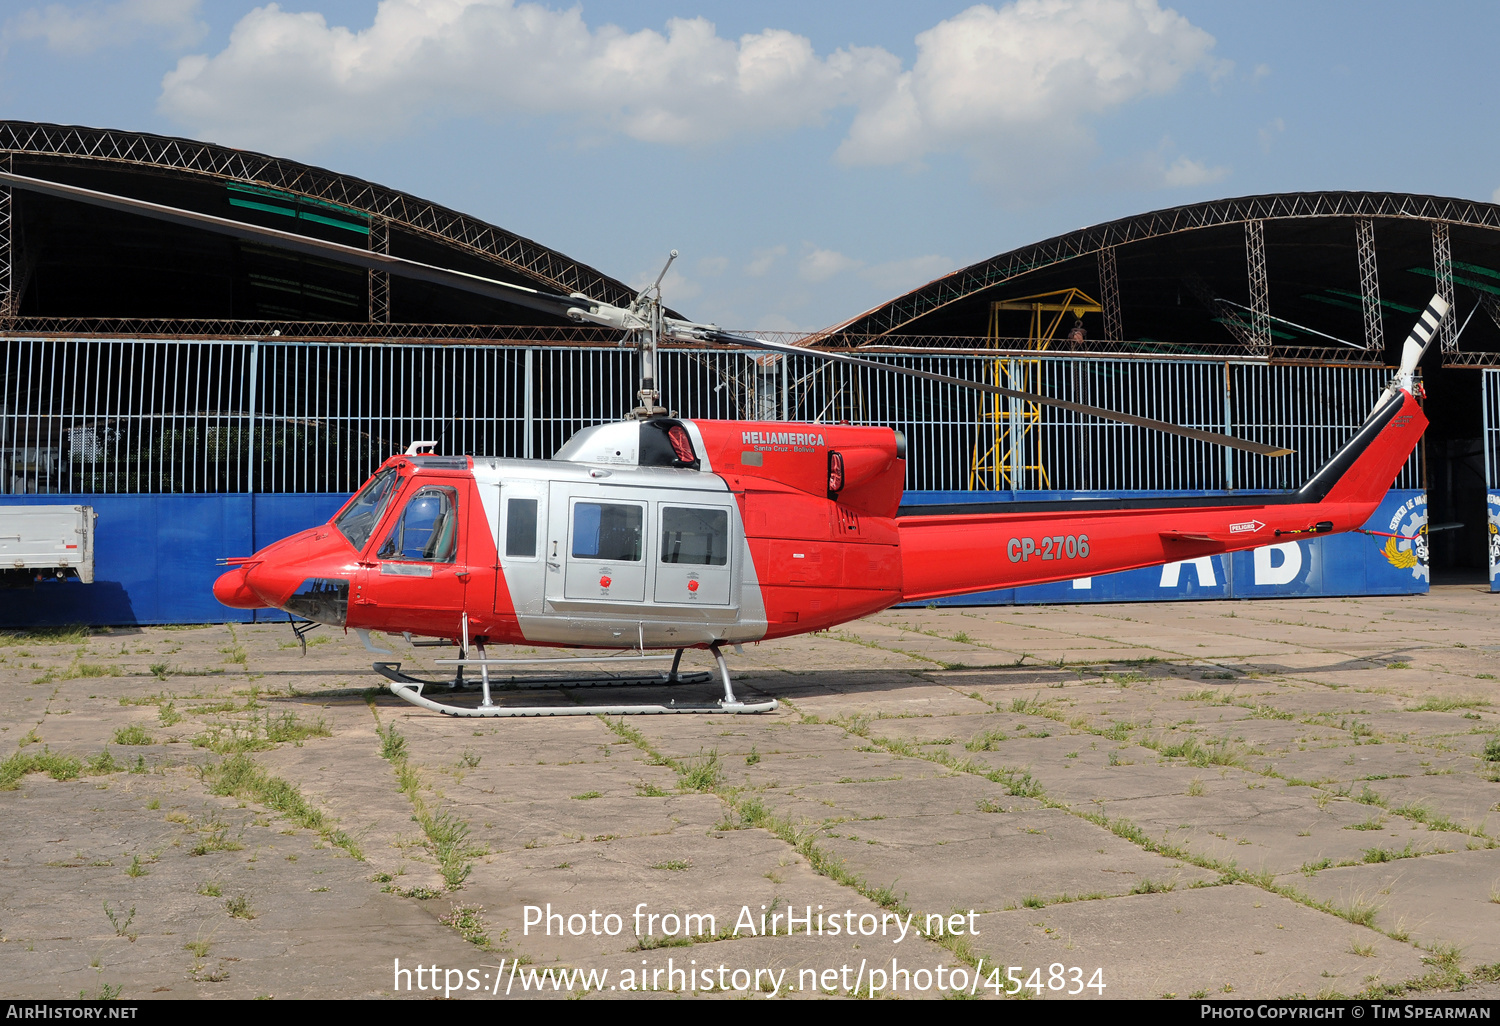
1244,219,1271,355
1432,222,1456,354
1356,219,1383,352
1,124,1497,365
824,191,1500,361
368,216,391,325
1097,246,1122,342
0,336,1420,498
0,120,636,317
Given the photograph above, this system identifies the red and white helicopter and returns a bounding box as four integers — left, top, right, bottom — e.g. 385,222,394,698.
0,172,1443,718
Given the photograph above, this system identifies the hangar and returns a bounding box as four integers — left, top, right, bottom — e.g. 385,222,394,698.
818,192,1500,581
0,121,1493,623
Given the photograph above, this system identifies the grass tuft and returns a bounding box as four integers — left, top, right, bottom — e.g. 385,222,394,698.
1407,696,1488,712
0,747,83,788
196,710,331,755
200,753,361,858
112,725,153,746
964,729,1009,752
1131,878,1177,895
677,750,723,793
378,722,407,762
439,903,492,948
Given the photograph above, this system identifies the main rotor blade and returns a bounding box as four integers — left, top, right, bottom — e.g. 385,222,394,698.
700,330,1295,458
0,171,583,319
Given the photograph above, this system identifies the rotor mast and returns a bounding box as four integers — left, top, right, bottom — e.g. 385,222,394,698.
565,250,678,420
632,250,677,419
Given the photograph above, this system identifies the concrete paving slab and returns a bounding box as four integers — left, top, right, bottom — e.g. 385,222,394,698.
968,884,1429,999
811,806,1217,913
0,769,480,1000
1286,848,1500,964
4,585,1500,1000
1099,787,1474,876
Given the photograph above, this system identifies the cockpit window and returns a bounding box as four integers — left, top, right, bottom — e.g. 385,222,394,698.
378,486,459,563
333,468,399,551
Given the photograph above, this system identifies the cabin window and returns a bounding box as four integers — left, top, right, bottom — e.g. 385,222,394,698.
571,502,642,562
378,485,459,563
334,468,399,551
505,497,538,558
660,506,728,566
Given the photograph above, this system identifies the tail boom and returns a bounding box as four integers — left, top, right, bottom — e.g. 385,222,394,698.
897,389,1426,602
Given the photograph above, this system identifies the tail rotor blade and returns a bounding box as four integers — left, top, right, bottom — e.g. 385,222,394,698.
1397,293,1451,379
1374,293,1450,414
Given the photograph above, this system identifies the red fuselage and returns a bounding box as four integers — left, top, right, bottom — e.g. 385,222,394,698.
214,395,1427,650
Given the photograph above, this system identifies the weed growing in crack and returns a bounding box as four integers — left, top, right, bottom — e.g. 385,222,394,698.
1131,878,1177,895
102,901,136,938
112,725,152,746
964,729,1009,752
439,903,492,948
378,723,408,762
1362,842,1420,864
0,748,82,788
677,750,723,793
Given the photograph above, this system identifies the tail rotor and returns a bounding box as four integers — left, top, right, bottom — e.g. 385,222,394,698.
1375,293,1450,413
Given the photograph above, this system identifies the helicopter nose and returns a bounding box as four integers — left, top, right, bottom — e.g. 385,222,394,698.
213,566,262,609
243,559,301,609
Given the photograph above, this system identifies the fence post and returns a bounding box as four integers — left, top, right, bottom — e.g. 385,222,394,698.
246,340,260,494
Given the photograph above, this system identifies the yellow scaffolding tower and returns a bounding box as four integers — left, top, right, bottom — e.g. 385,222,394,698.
969,288,1103,491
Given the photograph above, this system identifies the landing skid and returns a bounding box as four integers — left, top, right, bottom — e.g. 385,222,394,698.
377,644,777,717
373,662,714,691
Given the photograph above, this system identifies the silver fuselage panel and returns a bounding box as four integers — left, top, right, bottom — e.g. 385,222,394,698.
472,457,767,648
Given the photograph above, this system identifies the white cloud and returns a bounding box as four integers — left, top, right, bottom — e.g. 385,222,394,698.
837,0,1225,172
1161,155,1227,187
155,0,1223,190
745,245,787,277
159,0,899,152
798,246,861,283
9,0,205,53
1491,186,1500,204
696,255,729,276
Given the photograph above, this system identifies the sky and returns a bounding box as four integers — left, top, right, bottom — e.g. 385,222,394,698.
0,0,1497,332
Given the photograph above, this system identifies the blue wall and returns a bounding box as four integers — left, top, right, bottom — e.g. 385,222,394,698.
0,493,349,627
900,488,1429,606
0,488,1429,627
1489,492,1499,593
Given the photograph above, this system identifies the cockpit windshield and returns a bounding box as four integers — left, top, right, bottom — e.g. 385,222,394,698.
333,468,400,551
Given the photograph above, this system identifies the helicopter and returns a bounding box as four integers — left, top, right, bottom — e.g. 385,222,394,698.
0,171,1444,718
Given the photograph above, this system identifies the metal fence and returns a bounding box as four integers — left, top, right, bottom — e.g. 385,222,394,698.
0,337,1420,495
1485,369,1500,490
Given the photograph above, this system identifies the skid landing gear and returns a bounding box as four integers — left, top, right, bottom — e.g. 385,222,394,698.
376,643,776,717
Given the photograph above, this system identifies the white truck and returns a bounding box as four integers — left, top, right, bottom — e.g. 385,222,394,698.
0,505,96,587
